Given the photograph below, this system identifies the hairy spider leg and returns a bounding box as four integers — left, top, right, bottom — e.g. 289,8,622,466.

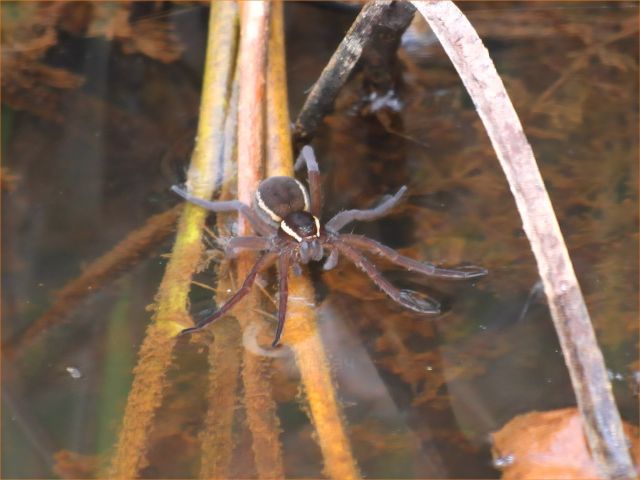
294,145,322,217
180,252,279,335
334,240,441,314
326,185,408,232
171,186,275,237
322,247,339,271
340,234,488,279
225,236,270,258
272,253,291,347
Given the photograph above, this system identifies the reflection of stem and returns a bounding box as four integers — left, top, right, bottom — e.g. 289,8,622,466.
107,3,238,478
268,2,360,478
411,2,635,478
4,204,182,360
2,384,57,471
236,3,285,479
285,282,361,480
97,281,136,456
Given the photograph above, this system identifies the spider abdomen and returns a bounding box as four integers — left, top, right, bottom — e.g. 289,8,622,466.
255,176,310,224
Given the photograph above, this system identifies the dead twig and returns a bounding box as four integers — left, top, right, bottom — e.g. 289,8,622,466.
292,0,415,150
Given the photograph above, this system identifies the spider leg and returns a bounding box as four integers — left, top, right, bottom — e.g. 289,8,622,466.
340,234,488,279
326,186,408,232
299,240,312,264
334,239,441,314
272,253,291,347
225,236,270,258
294,145,322,217
322,247,339,271
291,262,303,276
171,185,274,236
180,252,279,335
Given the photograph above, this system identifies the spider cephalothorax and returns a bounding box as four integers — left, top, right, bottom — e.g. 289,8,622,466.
255,176,324,263
172,146,487,346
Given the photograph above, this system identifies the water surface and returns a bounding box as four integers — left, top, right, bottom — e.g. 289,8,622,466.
2,2,638,478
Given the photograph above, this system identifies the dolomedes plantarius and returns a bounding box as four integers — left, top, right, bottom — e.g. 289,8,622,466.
172,146,487,346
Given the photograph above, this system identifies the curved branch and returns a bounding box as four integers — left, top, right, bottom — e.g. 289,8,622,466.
411,2,635,478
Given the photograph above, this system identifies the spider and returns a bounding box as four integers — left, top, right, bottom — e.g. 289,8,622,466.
172,146,487,347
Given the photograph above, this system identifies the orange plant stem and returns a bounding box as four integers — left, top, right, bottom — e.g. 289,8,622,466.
266,0,293,176
266,3,360,479
237,0,268,232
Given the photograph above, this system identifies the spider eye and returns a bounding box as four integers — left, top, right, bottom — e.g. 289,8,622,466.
279,211,320,242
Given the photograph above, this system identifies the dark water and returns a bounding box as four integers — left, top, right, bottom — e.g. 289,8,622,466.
2,2,638,478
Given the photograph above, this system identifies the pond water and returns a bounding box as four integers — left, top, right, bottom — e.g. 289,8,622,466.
2,2,638,478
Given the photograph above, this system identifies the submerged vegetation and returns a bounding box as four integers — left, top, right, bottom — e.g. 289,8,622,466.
2,1,638,478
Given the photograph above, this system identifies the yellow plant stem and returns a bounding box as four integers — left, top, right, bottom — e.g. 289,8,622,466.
266,0,293,175
107,3,238,478
267,2,360,479
199,54,242,480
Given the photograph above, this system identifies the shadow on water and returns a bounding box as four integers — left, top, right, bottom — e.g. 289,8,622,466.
2,2,638,478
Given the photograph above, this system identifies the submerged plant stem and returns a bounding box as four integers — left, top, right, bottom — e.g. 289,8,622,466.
411,2,635,478
5,204,182,360
198,10,242,480
267,3,360,478
107,2,238,477
266,0,293,176
199,317,242,478
237,3,285,479
284,280,361,480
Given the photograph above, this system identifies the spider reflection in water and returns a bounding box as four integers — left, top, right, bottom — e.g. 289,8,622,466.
172,146,487,347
